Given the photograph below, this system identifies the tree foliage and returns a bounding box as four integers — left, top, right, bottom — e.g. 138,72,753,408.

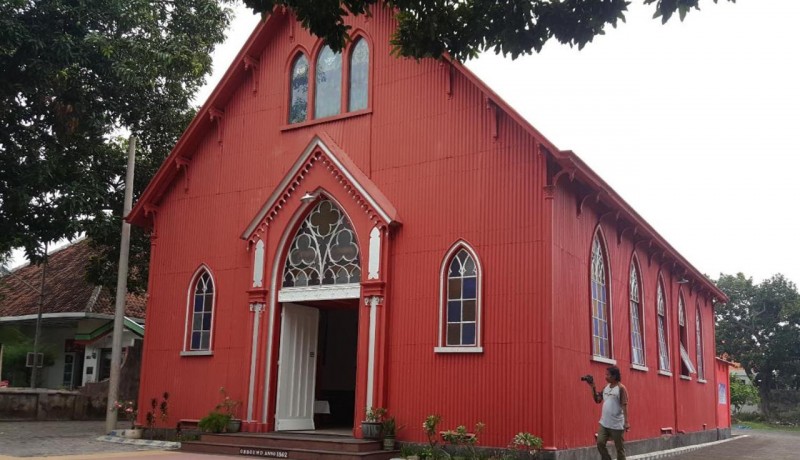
0,0,231,292
243,0,736,61
729,375,760,413
715,273,800,416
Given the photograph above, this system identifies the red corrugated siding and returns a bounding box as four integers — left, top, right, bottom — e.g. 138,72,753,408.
136,6,720,452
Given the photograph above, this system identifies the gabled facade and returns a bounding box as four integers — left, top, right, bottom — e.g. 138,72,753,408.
128,7,730,455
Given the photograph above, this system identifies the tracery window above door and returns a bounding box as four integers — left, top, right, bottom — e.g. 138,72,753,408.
282,199,361,288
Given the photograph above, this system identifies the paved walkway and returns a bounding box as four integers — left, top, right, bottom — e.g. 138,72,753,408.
1,422,799,459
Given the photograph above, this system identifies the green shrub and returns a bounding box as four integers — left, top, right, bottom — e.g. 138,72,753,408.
198,412,231,433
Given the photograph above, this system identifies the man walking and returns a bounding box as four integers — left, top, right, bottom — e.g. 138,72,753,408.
587,366,629,460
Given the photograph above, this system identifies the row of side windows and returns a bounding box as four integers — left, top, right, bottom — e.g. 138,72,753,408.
181,242,484,354
289,38,369,124
591,232,706,380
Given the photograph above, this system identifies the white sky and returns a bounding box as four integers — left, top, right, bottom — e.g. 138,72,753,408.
10,0,798,287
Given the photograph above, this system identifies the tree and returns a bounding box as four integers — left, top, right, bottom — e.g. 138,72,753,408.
729,375,760,414
1,0,231,292
242,0,736,61
715,273,800,418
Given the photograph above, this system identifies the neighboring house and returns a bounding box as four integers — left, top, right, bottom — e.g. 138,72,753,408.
127,7,731,455
0,240,146,390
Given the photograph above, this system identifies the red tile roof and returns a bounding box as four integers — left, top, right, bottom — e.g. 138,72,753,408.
0,240,146,319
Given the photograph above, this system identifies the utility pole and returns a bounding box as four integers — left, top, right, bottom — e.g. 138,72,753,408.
105,136,136,433
30,244,48,389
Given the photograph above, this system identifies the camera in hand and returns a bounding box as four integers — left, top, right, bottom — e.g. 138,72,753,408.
580,374,594,385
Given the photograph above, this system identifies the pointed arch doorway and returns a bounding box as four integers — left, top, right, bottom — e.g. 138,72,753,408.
274,198,361,432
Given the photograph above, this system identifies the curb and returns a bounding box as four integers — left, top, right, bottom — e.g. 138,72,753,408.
97,434,181,450
627,435,746,460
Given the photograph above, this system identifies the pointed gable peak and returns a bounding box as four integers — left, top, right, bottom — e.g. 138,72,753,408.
242,133,400,243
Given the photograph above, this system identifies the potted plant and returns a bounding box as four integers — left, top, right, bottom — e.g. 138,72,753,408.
361,406,386,439
199,411,231,433
111,400,141,439
216,387,242,433
382,416,398,450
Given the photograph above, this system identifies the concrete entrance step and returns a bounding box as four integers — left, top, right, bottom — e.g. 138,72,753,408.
181,432,397,460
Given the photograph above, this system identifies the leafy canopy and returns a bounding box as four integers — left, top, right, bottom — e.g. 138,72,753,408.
0,0,231,292
243,1,736,61
715,273,800,413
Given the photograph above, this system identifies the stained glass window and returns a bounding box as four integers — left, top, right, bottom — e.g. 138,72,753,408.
289,54,309,124
283,199,360,288
630,260,645,366
315,45,342,119
445,248,479,346
591,235,611,358
349,39,369,111
190,270,214,351
696,305,705,380
657,280,670,371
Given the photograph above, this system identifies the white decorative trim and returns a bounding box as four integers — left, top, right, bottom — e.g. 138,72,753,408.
697,379,707,384
631,364,649,372
180,350,213,357
365,296,382,409
434,346,484,354
658,370,673,377
247,309,261,420
253,240,265,288
241,136,397,239
368,227,381,280
680,375,692,381
591,356,617,365
249,303,266,313
278,284,361,302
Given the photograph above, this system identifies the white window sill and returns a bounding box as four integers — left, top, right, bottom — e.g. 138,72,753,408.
697,379,707,384
658,370,673,377
591,356,617,365
680,375,692,381
434,346,483,354
631,364,649,372
180,350,213,357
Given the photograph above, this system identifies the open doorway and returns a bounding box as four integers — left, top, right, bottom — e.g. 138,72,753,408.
275,299,358,432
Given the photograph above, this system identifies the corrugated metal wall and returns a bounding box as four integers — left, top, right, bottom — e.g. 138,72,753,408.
136,5,720,452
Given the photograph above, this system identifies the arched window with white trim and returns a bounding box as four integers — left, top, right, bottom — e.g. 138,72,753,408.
288,53,309,124
629,257,645,367
656,278,670,372
348,38,369,111
591,233,611,359
282,199,360,288
185,268,215,352
437,243,482,351
315,45,342,118
696,303,705,380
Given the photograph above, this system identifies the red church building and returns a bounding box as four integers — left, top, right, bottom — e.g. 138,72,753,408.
129,6,731,458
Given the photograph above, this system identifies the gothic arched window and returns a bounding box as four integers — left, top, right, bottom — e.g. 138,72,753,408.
185,268,215,352
630,257,645,367
315,45,342,118
289,53,309,124
283,199,360,288
657,278,670,372
438,243,482,351
591,233,611,358
348,38,369,111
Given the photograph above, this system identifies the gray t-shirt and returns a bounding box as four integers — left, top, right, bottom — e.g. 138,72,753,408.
599,384,627,430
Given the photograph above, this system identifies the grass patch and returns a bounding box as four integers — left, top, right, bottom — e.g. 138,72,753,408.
734,420,800,432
